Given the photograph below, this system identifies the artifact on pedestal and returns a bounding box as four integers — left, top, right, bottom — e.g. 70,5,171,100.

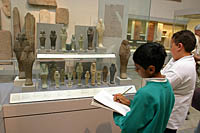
25,13,35,53
102,66,108,82
71,35,76,51
72,71,76,85
49,63,57,84
119,40,130,79
40,63,48,89
76,62,83,86
20,45,35,86
54,71,60,88
96,19,105,48
78,34,84,51
13,7,21,41
50,30,57,50
39,31,46,49
97,71,102,85
28,0,57,7
60,27,67,51
85,71,90,86
39,9,50,23
110,63,116,84
2,0,11,17
87,27,94,50
68,72,72,87
90,62,96,86
14,33,28,79
60,69,65,85
56,8,69,25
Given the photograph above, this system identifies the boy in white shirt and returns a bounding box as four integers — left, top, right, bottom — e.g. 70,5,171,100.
162,30,197,133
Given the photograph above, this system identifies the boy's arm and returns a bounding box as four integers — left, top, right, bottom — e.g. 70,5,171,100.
161,69,181,90
113,91,155,132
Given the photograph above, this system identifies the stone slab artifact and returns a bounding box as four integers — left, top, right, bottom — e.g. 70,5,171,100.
0,30,12,64
119,40,130,79
25,13,35,53
28,0,57,7
37,23,63,50
75,25,97,51
56,8,69,25
13,7,21,42
39,9,50,23
2,0,11,17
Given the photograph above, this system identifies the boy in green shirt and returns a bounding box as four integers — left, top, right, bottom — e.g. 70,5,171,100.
113,42,175,133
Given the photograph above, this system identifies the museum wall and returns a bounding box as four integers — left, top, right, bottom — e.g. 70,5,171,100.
150,0,200,20
128,0,151,17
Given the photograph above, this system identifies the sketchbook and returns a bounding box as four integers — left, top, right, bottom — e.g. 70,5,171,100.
91,90,130,116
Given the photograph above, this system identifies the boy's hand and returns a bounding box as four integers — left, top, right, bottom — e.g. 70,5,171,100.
113,93,130,106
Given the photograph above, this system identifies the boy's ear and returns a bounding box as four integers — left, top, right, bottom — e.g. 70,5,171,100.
177,43,183,51
147,65,155,75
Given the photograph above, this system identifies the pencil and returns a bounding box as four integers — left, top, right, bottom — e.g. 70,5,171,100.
122,87,132,95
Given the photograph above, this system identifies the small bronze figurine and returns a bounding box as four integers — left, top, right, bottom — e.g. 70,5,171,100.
39,30,46,49
50,30,57,50
119,40,130,79
110,64,117,84
87,27,94,50
102,66,108,82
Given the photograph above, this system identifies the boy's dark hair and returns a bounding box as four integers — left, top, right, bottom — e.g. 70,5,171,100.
172,30,196,52
133,42,167,73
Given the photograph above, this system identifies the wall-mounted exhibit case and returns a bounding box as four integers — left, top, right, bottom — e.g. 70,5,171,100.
0,0,138,133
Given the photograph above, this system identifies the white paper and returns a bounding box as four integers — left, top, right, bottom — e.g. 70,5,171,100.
93,90,130,116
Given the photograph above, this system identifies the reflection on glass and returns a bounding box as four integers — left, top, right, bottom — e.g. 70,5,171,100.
127,18,185,50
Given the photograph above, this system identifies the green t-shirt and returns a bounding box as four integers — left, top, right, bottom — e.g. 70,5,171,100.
113,80,175,133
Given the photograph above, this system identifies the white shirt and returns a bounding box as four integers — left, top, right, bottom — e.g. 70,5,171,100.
195,35,200,55
161,55,196,129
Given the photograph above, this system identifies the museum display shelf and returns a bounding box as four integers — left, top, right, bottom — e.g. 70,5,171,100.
37,53,116,60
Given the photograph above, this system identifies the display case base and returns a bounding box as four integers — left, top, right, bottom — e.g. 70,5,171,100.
115,76,132,85
22,83,36,92
96,47,107,53
14,76,26,87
